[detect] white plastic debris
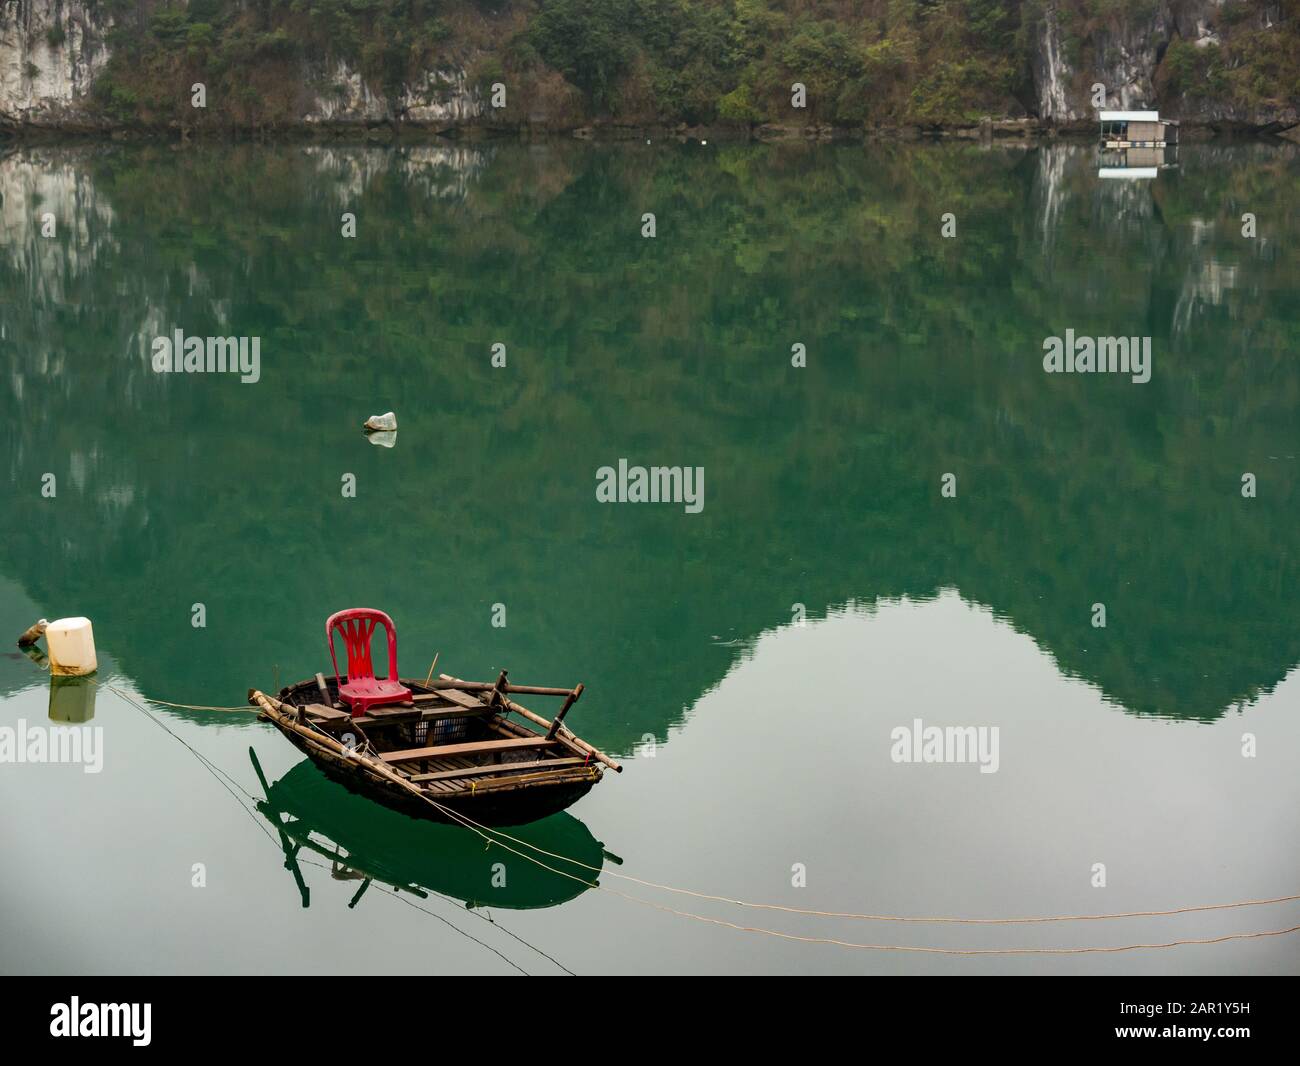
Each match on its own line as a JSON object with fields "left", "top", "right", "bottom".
{"left": 366, "top": 431, "right": 397, "bottom": 449}
{"left": 363, "top": 411, "right": 397, "bottom": 432}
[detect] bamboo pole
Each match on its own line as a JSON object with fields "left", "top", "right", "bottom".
{"left": 502, "top": 683, "right": 576, "bottom": 697}
{"left": 546, "top": 683, "right": 584, "bottom": 740}
{"left": 411, "top": 678, "right": 578, "bottom": 698}
{"left": 439, "top": 674, "right": 622, "bottom": 772}
{"left": 250, "top": 690, "right": 433, "bottom": 798}
{"left": 486, "top": 669, "right": 509, "bottom": 709}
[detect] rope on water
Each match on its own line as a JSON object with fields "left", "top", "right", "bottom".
{"left": 387, "top": 778, "right": 1300, "bottom": 956}
{"left": 78, "top": 675, "right": 1300, "bottom": 954}
{"left": 92, "top": 677, "right": 564, "bottom": 975}
{"left": 453, "top": 817, "right": 1300, "bottom": 925}
{"left": 137, "top": 696, "right": 254, "bottom": 712}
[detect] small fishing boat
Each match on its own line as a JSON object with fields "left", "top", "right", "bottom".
{"left": 248, "top": 609, "right": 619, "bottom": 827}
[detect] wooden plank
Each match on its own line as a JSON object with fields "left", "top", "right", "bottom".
{"left": 304, "top": 703, "right": 350, "bottom": 722}
{"left": 350, "top": 704, "right": 486, "bottom": 728}
{"left": 363, "top": 704, "right": 422, "bottom": 721}
{"left": 411, "top": 694, "right": 495, "bottom": 717}
{"left": 459, "top": 768, "right": 598, "bottom": 793}
{"left": 423, "top": 706, "right": 493, "bottom": 721}
{"left": 378, "top": 737, "right": 557, "bottom": 764}
{"left": 416, "top": 688, "right": 486, "bottom": 711}
{"left": 409, "top": 758, "right": 586, "bottom": 784}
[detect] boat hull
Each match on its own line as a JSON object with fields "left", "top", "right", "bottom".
{"left": 267, "top": 705, "right": 600, "bottom": 827}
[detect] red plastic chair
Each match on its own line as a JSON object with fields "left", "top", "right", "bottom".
{"left": 326, "top": 608, "right": 412, "bottom": 717}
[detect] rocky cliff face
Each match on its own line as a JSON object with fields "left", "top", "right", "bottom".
{"left": 1, "top": 3, "right": 485, "bottom": 131}
{"left": 1033, "top": 1, "right": 1173, "bottom": 123}
{"left": 0, "top": 0, "right": 111, "bottom": 129}
{"left": 1032, "top": 1, "right": 1297, "bottom": 130}
{"left": 304, "top": 61, "right": 484, "bottom": 126}
{"left": 1165, "top": 0, "right": 1296, "bottom": 127}
{"left": 1, "top": 1, "right": 1295, "bottom": 134}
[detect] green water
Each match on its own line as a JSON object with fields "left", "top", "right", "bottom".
{"left": 0, "top": 140, "right": 1297, "bottom": 975}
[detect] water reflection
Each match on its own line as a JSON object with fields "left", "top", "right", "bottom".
{"left": 1097, "top": 145, "right": 1178, "bottom": 180}
{"left": 1, "top": 140, "right": 1296, "bottom": 745}
{"left": 48, "top": 674, "right": 96, "bottom": 723}
{"left": 250, "top": 749, "right": 610, "bottom": 911}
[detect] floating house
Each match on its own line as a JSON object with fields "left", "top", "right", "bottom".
{"left": 1099, "top": 110, "right": 1179, "bottom": 148}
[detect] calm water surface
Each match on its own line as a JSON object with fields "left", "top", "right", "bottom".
{"left": 1, "top": 139, "right": 1297, "bottom": 974}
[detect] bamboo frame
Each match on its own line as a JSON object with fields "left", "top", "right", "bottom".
{"left": 438, "top": 674, "right": 621, "bottom": 772}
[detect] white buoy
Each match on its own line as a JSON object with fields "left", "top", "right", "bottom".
{"left": 363, "top": 411, "right": 397, "bottom": 432}
{"left": 46, "top": 617, "right": 97, "bottom": 677}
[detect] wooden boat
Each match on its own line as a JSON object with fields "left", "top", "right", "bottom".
{"left": 248, "top": 670, "right": 620, "bottom": 827}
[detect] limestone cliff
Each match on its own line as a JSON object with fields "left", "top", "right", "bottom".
{"left": 1, "top": 1, "right": 1296, "bottom": 135}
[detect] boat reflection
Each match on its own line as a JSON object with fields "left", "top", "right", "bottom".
{"left": 250, "top": 749, "right": 615, "bottom": 911}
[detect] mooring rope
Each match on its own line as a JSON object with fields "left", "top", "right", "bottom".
{"left": 448, "top": 812, "right": 1300, "bottom": 925}
{"left": 348, "top": 876, "right": 532, "bottom": 976}
{"left": 136, "top": 695, "right": 254, "bottom": 712}
{"left": 91, "top": 677, "right": 568, "bottom": 975}
{"left": 66, "top": 672, "right": 1300, "bottom": 954}
{"left": 390, "top": 775, "right": 1300, "bottom": 956}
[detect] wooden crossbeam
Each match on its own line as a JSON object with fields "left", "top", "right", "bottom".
{"left": 303, "top": 703, "right": 350, "bottom": 723}
{"left": 413, "top": 690, "right": 486, "bottom": 710}
{"left": 459, "top": 767, "right": 596, "bottom": 792}
{"left": 378, "top": 737, "right": 557, "bottom": 764}
{"left": 408, "top": 757, "right": 587, "bottom": 784}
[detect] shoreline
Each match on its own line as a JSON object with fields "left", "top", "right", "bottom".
{"left": 3, "top": 116, "right": 1296, "bottom": 146}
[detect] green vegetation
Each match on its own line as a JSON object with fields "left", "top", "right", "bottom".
{"left": 1160, "top": 23, "right": 1300, "bottom": 114}
{"left": 1161, "top": 39, "right": 1226, "bottom": 101}
{"left": 54, "top": 2, "right": 1300, "bottom": 127}
{"left": 90, "top": 0, "right": 467, "bottom": 127}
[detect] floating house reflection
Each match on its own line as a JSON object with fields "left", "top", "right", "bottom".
{"left": 1098, "top": 146, "right": 1178, "bottom": 180}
